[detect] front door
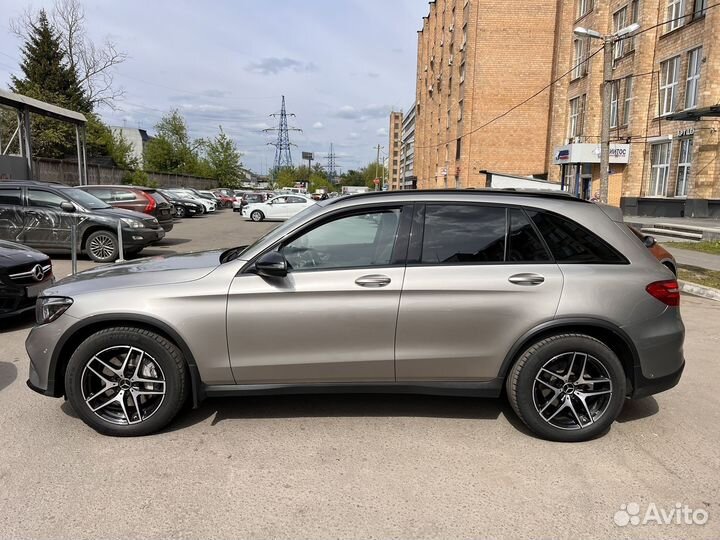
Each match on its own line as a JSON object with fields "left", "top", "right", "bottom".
{"left": 23, "top": 188, "right": 74, "bottom": 249}
{"left": 395, "top": 204, "right": 564, "bottom": 381}
{"left": 226, "top": 205, "right": 409, "bottom": 384}
{"left": 0, "top": 186, "right": 25, "bottom": 242}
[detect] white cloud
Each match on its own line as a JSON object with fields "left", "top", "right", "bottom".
{"left": 312, "top": 121, "right": 324, "bottom": 129}
{"left": 348, "top": 132, "right": 360, "bottom": 140}
{"left": 376, "top": 127, "right": 387, "bottom": 136}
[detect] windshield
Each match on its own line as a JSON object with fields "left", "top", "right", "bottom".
{"left": 64, "top": 188, "right": 111, "bottom": 209}
{"left": 222, "top": 200, "right": 329, "bottom": 263}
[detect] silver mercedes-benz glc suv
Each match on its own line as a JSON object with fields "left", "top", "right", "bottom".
{"left": 26, "top": 190, "right": 684, "bottom": 441}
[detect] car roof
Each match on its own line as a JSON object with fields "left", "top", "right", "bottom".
{"left": 327, "top": 188, "right": 585, "bottom": 205}
{"left": 0, "top": 180, "right": 68, "bottom": 188}
{"left": 82, "top": 184, "right": 155, "bottom": 191}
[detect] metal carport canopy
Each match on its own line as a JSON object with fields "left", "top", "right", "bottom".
{"left": 0, "top": 88, "right": 87, "bottom": 124}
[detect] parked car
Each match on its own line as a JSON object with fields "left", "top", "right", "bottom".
{"left": 241, "top": 194, "right": 316, "bottom": 222}
{"left": 232, "top": 191, "right": 268, "bottom": 212}
{"left": 26, "top": 190, "right": 683, "bottom": 440}
{"left": 167, "top": 189, "right": 216, "bottom": 213}
{"left": 0, "top": 240, "right": 53, "bottom": 319}
{"left": 158, "top": 190, "right": 203, "bottom": 218}
{"left": 0, "top": 181, "right": 164, "bottom": 263}
{"left": 77, "top": 185, "right": 174, "bottom": 232}
{"left": 627, "top": 226, "right": 677, "bottom": 275}
{"left": 211, "top": 190, "right": 235, "bottom": 208}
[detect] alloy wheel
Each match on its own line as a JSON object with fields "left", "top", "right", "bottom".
{"left": 80, "top": 345, "right": 166, "bottom": 425}
{"left": 532, "top": 351, "right": 613, "bottom": 430}
{"left": 88, "top": 233, "right": 116, "bottom": 260}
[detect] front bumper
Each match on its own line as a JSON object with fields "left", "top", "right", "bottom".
{"left": 0, "top": 274, "right": 55, "bottom": 319}
{"left": 122, "top": 227, "right": 165, "bottom": 247}
{"left": 25, "top": 311, "right": 79, "bottom": 397}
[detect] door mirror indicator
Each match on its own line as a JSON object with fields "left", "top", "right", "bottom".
{"left": 255, "top": 251, "right": 288, "bottom": 278}
{"left": 60, "top": 201, "right": 76, "bottom": 213}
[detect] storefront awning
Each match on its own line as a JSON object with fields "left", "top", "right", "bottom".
{"left": 663, "top": 105, "right": 720, "bottom": 121}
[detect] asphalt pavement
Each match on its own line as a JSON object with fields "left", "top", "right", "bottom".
{"left": 0, "top": 209, "right": 718, "bottom": 539}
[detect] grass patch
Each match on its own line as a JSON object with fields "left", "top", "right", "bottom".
{"left": 679, "top": 265, "right": 720, "bottom": 290}
{"left": 669, "top": 241, "right": 720, "bottom": 255}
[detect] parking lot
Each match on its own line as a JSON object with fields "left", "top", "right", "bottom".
{"left": 1, "top": 209, "right": 719, "bottom": 539}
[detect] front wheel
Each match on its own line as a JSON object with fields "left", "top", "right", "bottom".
{"left": 506, "top": 334, "right": 626, "bottom": 442}
{"left": 175, "top": 206, "right": 186, "bottom": 218}
{"left": 65, "top": 327, "right": 189, "bottom": 436}
{"left": 250, "top": 210, "right": 264, "bottom": 222}
{"left": 85, "top": 230, "right": 118, "bottom": 263}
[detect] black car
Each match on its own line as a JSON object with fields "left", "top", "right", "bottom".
{"left": 158, "top": 190, "right": 203, "bottom": 218}
{"left": 0, "top": 181, "right": 165, "bottom": 263}
{"left": 0, "top": 240, "right": 54, "bottom": 318}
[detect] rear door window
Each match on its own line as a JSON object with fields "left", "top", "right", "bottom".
{"left": 527, "top": 209, "right": 626, "bottom": 263}
{"left": 27, "top": 189, "right": 68, "bottom": 209}
{"left": 0, "top": 188, "right": 22, "bottom": 205}
{"left": 507, "top": 208, "right": 551, "bottom": 262}
{"left": 421, "top": 204, "right": 506, "bottom": 264}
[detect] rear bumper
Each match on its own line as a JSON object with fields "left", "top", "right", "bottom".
{"left": 122, "top": 227, "right": 165, "bottom": 247}
{"left": 632, "top": 360, "right": 684, "bottom": 399}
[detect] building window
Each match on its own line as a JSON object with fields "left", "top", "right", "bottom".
{"left": 622, "top": 76, "right": 634, "bottom": 125}
{"left": 456, "top": 137, "right": 462, "bottom": 160}
{"left": 458, "top": 99, "right": 463, "bottom": 122}
{"left": 577, "top": 0, "right": 593, "bottom": 19}
{"left": 685, "top": 47, "right": 702, "bottom": 109}
{"left": 613, "top": 6, "right": 628, "bottom": 59}
{"left": 693, "top": 0, "right": 707, "bottom": 17}
{"left": 666, "top": 0, "right": 685, "bottom": 32}
{"left": 676, "top": 137, "right": 693, "bottom": 196}
{"left": 659, "top": 56, "right": 680, "bottom": 116}
{"left": 649, "top": 142, "right": 671, "bottom": 196}
{"left": 568, "top": 95, "right": 586, "bottom": 139}
{"left": 459, "top": 61, "right": 465, "bottom": 83}
{"left": 610, "top": 82, "right": 620, "bottom": 128}
{"left": 572, "top": 38, "right": 589, "bottom": 78}
{"left": 628, "top": 0, "right": 639, "bottom": 51}
{"left": 446, "top": 107, "right": 451, "bottom": 129}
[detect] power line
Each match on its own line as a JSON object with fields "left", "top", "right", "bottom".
{"left": 618, "top": 1, "right": 720, "bottom": 41}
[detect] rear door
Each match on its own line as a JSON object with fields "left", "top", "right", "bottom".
{"left": 23, "top": 188, "right": 74, "bottom": 249}
{"left": 395, "top": 204, "right": 564, "bottom": 381}
{"left": 0, "top": 186, "right": 25, "bottom": 242}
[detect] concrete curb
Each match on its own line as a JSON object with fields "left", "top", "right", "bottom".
{"left": 679, "top": 280, "right": 720, "bottom": 302}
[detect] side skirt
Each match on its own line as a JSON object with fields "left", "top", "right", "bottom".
{"left": 202, "top": 379, "right": 504, "bottom": 399}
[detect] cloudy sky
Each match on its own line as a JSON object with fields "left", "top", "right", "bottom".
{"left": 0, "top": 0, "right": 427, "bottom": 173}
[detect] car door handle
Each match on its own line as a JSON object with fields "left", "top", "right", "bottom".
{"left": 355, "top": 274, "right": 391, "bottom": 288}
{"left": 508, "top": 273, "right": 545, "bottom": 286}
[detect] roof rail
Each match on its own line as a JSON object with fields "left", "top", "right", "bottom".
{"left": 332, "top": 188, "right": 586, "bottom": 204}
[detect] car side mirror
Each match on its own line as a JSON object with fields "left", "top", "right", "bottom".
{"left": 255, "top": 251, "right": 288, "bottom": 278}
{"left": 60, "top": 201, "right": 75, "bottom": 213}
{"left": 643, "top": 235, "right": 657, "bottom": 248}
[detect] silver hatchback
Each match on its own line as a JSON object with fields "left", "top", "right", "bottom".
{"left": 26, "top": 190, "right": 684, "bottom": 441}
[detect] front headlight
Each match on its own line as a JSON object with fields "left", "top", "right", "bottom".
{"left": 35, "top": 296, "right": 73, "bottom": 325}
{"left": 120, "top": 217, "right": 143, "bottom": 229}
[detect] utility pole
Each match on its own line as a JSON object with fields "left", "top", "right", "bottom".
{"left": 374, "top": 144, "right": 382, "bottom": 191}
{"left": 599, "top": 36, "right": 613, "bottom": 204}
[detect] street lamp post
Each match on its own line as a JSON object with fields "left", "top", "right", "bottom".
{"left": 574, "top": 22, "right": 640, "bottom": 204}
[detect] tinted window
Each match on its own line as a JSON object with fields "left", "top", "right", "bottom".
{"left": 287, "top": 196, "right": 307, "bottom": 204}
{"left": 111, "top": 189, "right": 137, "bottom": 202}
{"left": 282, "top": 209, "right": 401, "bottom": 271}
{"left": 0, "top": 188, "right": 22, "bottom": 205}
{"left": 528, "top": 210, "right": 626, "bottom": 263}
{"left": 63, "top": 188, "right": 111, "bottom": 209}
{"left": 149, "top": 192, "right": 168, "bottom": 204}
{"left": 85, "top": 187, "right": 113, "bottom": 201}
{"left": 28, "top": 189, "right": 68, "bottom": 209}
{"left": 507, "top": 209, "right": 551, "bottom": 262}
{"left": 421, "top": 205, "right": 506, "bottom": 264}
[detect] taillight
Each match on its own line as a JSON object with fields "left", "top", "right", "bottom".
{"left": 140, "top": 191, "right": 156, "bottom": 213}
{"left": 646, "top": 279, "right": 680, "bottom": 307}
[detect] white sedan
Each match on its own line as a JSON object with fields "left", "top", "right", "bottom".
{"left": 242, "top": 194, "right": 316, "bottom": 222}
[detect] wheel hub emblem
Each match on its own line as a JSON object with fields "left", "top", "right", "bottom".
{"left": 31, "top": 264, "right": 45, "bottom": 282}
{"left": 561, "top": 382, "right": 576, "bottom": 395}
{"left": 119, "top": 378, "right": 132, "bottom": 391}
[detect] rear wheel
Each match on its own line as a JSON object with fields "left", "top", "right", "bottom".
{"left": 506, "top": 334, "right": 626, "bottom": 442}
{"left": 65, "top": 327, "right": 188, "bottom": 436}
{"left": 250, "top": 210, "right": 264, "bottom": 222}
{"left": 175, "top": 206, "right": 186, "bottom": 218}
{"left": 85, "top": 230, "right": 118, "bottom": 263}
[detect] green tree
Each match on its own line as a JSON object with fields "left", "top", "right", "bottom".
{"left": 341, "top": 169, "right": 366, "bottom": 186}
{"left": 274, "top": 167, "right": 299, "bottom": 188}
{"left": 205, "top": 127, "right": 243, "bottom": 188}
{"left": 144, "top": 110, "right": 206, "bottom": 175}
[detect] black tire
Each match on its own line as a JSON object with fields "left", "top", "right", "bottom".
{"left": 85, "top": 230, "right": 118, "bottom": 263}
{"left": 506, "top": 333, "right": 626, "bottom": 442}
{"left": 65, "top": 327, "right": 189, "bottom": 437}
{"left": 250, "top": 210, "right": 264, "bottom": 222}
{"left": 175, "top": 206, "right": 186, "bottom": 218}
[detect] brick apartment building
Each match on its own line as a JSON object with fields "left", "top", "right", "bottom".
{"left": 412, "top": 0, "right": 720, "bottom": 216}
{"left": 547, "top": 0, "right": 720, "bottom": 217}
{"left": 413, "top": 0, "right": 559, "bottom": 189}
{"left": 387, "top": 111, "right": 403, "bottom": 190}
